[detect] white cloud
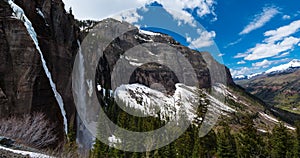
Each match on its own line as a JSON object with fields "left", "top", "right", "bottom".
{"left": 239, "top": 6, "right": 279, "bottom": 35}
{"left": 230, "top": 67, "right": 257, "bottom": 77}
{"left": 144, "top": 0, "right": 217, "bottom": 26}
{"left": 294, "top": 11, "right": 300, "bottom": 17}
{"left": 224, "top": 38, "right": 242, "bottom": 48}
{"left": 237, "top": 60, "right": 246, "bottom": 64}
{"left": 188, "top": 29, "right": 216, "bottom": 49}
{"left": 164, "top": 8, "right": 196, "bottom": 27}
{"left": 196, "top": 0, "right": 217, "bottom": 21}
{"left": 274, "top": 52, "right": 290, "bottom": 58}
{"left": 245, "top": 36, "right": 300, "bottom": 60}
{"left": 241, "top": 20, "right": 300, "bottom": 61}
{"left": 231, "top": 58, "right": 290, "bottom": 76}
{"left": 282, "top": 15, "right": 291, "bottom": 20}
{"left": 264, "top": 20, "right": 300, "bottom": 43}
{"left": 114, "top": 9, "right": 143, "bottom": 24}
{"left": 63, "top": 0, "right": 217, "bottom": 25}
{"left": 186, "top": 36, "right": 192, "bottom": 43}
{"left": 252, "top": 59, "right": 272, "bottom": 68}
{"left": 218, "top": 53, "right": 225, "bottom": 57}
{"left": 158, "top": 0, "right": 217, "bottom": 19}
{"left": 234, "top": 52, "right": 249, "bottom": 58}
{"left": 63, "top": 0, "right": 146, "bottom": 20}
{"left": 252, "top": 58, "right": 289, "bottom": 68}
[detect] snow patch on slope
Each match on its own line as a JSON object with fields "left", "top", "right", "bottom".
{"left": 139, "top": 29, "right": 161, "bottom": 36}
{"left": 0, "top": 145, "right": 53, "bottom": 158}
{"left": 108, "top": 135, "right": 122, "bottom": 147}
{"left": 8, "top": 0, "right": 68, "bottom": 135}
{"left": 114, "top": 83, "right": 235, "bottom": 125}
{"left": 213, "top": 83, "right": 248, "bottom": 106}
{"left": 134, "top": 35, "right": 154, "bottom": 42}
{"left": 259, "top": 112, "right": 295, "bottom": 130}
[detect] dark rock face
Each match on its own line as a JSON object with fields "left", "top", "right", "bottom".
{"left": 0, "top": 0, "right": 40, "bottom": 117}
{"left": 0, "top": 0, "right": 79, "bottom": 137}
{"left": 95, "top": 19, "right": 233, "bottom": 93}
{"left": 129, "top": 63, "right": 180, "bottom": 94}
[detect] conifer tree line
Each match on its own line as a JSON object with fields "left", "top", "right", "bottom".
{"left": 90, "top": 93, "right": 300, "bottom": 158}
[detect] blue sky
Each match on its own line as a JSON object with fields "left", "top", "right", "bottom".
{"left": 64, "top": 0, "right": 300, "bottom": 77}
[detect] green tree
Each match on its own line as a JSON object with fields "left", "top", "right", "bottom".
{"left": 236, "top": 116, "right": 267, "bottom": 157}
{"left": 217, "top": 124, "right": 237, "bottom": 158}
{"left": 174, "top": 128, "right": 193, "bottom": 157}
{"left": 270, "top": 123, "right": 296, "bottom": 158}
{"left": 295, "top": 121, "right": 300, "bottom": 157}
{"left": 192, "top": 128, "right": 217, "bottom": 158}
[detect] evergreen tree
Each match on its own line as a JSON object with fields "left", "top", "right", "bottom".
{"left": 295, "top": 121, "right": 300, "bottom": 157}
{"left": 236, "top": 116, "right": 267, "bottom": 157}
{"left": 270, "top": 123, "right": 296, "bottom": 158}
{"left": 173, "top": 127, "right": 193, "bottom": 157}
{"left": 192, "top": 128, "right": 217, "bottom": 158}
{"left": 217, "top": 124, "right": 237, "bottom": 158}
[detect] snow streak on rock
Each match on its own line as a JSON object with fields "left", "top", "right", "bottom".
{"left": 36, "top": 8, "right": 45, "bottom": 19}
{"left": 108, "top": 135, "right": 122, "bottom": 147}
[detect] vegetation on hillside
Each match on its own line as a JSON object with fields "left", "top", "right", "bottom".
{"left": 88, "top": 90, "right": 300, "bottom": 158}
{"left": 236, "top": 69, "right": 300, "bottom": 114}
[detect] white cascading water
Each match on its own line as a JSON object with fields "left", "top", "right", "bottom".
{"left": 7, "top": 0, "right": 68, "bottom": 135}
{"left": 75, "top": 40, "right": 95, "bottom": 150}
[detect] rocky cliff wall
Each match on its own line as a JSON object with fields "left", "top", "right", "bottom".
{"left": 0, "top": 0, "right": 80, "bottom": 138}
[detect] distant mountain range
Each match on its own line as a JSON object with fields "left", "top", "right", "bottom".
{"left": 235, "top": 60, "right": 300, "bottom": 116}
{"left": 265, "top": 59, "right": 300, "bottom": 74}
{"left": 234, "top": 59, "right": 300, "bottom": 80}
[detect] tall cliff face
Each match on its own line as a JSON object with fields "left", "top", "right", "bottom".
{"left": 73, "top": 19, "right": 287, "bottom": 150}
{"left": 95, "top": 19, "right": 234, "bottom": 93}
{"left": 0, "top": 0, "right": 79, "bottom": 136}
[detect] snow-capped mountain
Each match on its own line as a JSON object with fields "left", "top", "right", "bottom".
{"left": 233, "top": 59, "right": 300, "bottom": 80}
{"left": 233, "top": 75, "right": 247, "bottom": 80}
{"left": 233, "top": 72, "right": 263, "bottom": 80}
{"left": 247, "top": 72, "right": 263, "bottom": 78}
{"left": 265, "top": 59, "right": 300, "bottom": 74}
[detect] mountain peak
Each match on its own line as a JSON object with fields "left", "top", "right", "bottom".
{"left": 233, "top": 59, "right": 300, "bottom": 80}
{"left": 290, "top": 59, "right": 300, "bottom": 64}
{"left": 265, "top": 59, "right": 300, "bottom": 74}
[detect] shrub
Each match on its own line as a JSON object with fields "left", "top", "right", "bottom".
{"left": 0, "top": 113, "right": 57, "bottom": 149}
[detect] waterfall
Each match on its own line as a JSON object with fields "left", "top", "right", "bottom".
{"left": 7, "top": 0, "right": 68, "bottom": 135}
{"left": 75, "top": 40, "right": 95, "bottom": 150}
